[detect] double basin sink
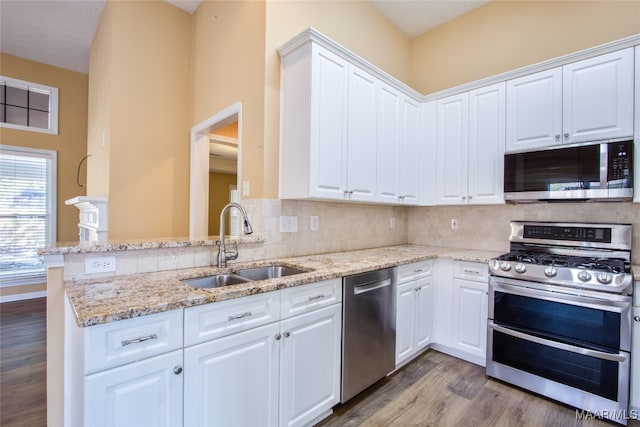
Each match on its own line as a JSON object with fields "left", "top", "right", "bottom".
{"left": 182, "top": 265, "right": 308, "bottom": 289}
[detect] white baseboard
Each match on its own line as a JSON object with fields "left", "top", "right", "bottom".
{"left": 0, "top": 290, "right": 47, "bottom": 303}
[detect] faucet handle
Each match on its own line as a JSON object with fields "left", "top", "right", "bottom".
{"left": 225, "top": 242, "right": 239, "bottom": 261}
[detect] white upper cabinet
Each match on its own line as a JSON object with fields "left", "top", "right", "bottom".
{"left": 279, "top": 33, "right": 424, "bottom": 205}
{"left": 563, "top": 48, "right": 634, "bottom": 144}
{"left": 506, "top": 68, "right": 562, "bottom": 152}
{"left": 506, "top": 47, "right": 634, "bottom": 152}
{"left": 436, "top": 92, "right": 469, "bottom": 205}
{"left": 347, "top": 64, "right": 378, "bottom": 201}
{"left": 468, "top": 82, "right": 505, "bottom": 204}
{"left": 376, "top": 82, "right": 402, "bottom": 203}
{"left": 436, "top": 82, "right": 505, "bottom": 205}
{"left": 635, "top": 46, "right": 639, "bottom": 204}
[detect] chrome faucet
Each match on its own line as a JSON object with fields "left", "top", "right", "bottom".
{"left": 217, "top": 202, "right": 253, "bottom": 268}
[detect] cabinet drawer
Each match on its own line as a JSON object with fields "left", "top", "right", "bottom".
{"left": 85, "top": 309, "right": 183, "bottom": 374}
{"left": 453, "top": 261, "right": 488, "bottom": 283}
{"left": 280, "top": 279, "right": 342, "bottom": 319}
{"left": 184, "top": 292, "right": 280, "bottom": 347}
{"left": 397, "top": 260, "right": 434, "bottom": 283}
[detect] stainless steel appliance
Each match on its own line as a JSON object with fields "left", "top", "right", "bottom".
{"left": 504, "top": 139, "right": 633, "bottom": 202}
{"left": 487, "top": 221, "right": 634, "bottom": 425}
{"left": 341, "top": 267, "right": 396, "bottom": 403}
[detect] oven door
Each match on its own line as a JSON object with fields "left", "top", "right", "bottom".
{"left": 487, "top": 278, "right": 632, "bottom": 422}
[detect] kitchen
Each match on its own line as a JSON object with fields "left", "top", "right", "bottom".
{"left": 1, "top": 0, "right": 640, "bottom": 426}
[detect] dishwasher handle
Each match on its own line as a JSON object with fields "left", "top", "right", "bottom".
{"left": 353, "top": 279, "right": 392, "bottom": 295}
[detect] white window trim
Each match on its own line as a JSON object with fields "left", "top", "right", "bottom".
{"left": 1, "top": 75, "right": 59, "bottom": 135}
{"left": 0, "top": 145, "right": 57, "bottom": 287}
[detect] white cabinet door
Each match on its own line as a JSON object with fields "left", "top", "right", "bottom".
{"left": 347, "top": 64, "right": 378, "bottom": 201}
{"left": 310, "top": 45, "right": 349, "bottom": 199}
{"left": 436, "top": 92, "right": 469, "bottom": 204}
{"left": 184, "top": 322, "right": 280, "bottom": 427}
{"left": 395, "top": 280, "right": 416, "bottom": 366}
{"left": 279, "top": 304, "right": 342, "bottom": 427}
{"left": 414, "top": 276, "right": 434, "bottom": 351}
{"left": 84, "top": 350, "right": 183, "bottom": 427}
{"left": 468, "top": 82, "right": 505, "bottom": 205}
{"left": 452, "top": 278, "right": 488, "bottom": 365}
{"left": 562, "top": 48, "right": 634, "bottom": 144}
{"left": 630, "top": 306, "right": 640, "bottom": 413}
{"left": 377, "top": 81, "right": 402, "bottom": 202}
{"left": 506, "top": 67, "right": 562, "bottom": 152}
{"left": 399, "top": 96, "right": 422, "bottom": 204}
{"left": 421, "top": 101, "right": 437, "bottom": 206}
{"left": 634, "top": 46, "right": 639, "bottom": 203}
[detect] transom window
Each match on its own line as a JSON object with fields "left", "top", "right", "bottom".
{"left": 0, "top": 76, "right": 58, "bottom": 135}
{"left": 0, "top": 145, "right": 57, "bottom": 285}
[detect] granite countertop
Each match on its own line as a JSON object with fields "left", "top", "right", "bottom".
{"left": 65, "top": 245, "right": 500, "bottom": 327}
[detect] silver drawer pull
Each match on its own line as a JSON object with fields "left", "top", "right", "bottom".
{"left": 121, "top": 334, "right": 158, "bottom": 347}
{"left": 464, "top": 269, "right": 480, "bottom": 275}
{"left": 228, "top": 311, "right": 252, "bottom": 321}
{"left": 308, "top": 294, "right": 325, "bottom": 301}
{"left": 414, "top": 269, "right": 423, "bottom": 273}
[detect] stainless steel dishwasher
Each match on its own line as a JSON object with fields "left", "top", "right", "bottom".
{"left": 341, "top": 267, "right": 396, "bottom": 402}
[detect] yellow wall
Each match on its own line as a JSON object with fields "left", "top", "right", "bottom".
{"left": 208, "top": 172, "right": 237, "bottom": 235}
{"left": 191, "top": 0, "right": 267, "bottom": 198}
{"left": 88, "top": 0, "right": 191, "bottom": 239}
{"left": 1, "top": 54, "right": 88, "bottom": 242}
{"left": 410, "top": 0, "right": 640, "bottom": 94}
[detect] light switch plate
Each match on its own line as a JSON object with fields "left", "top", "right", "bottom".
{"left": 310, "top": 216, "right": 319, "bottom": 231}
{"left": 85, "top": 256, "right": 116, "bottom": 274}
{"left": 280, "top": 216, "right": 298, "bottom": 233}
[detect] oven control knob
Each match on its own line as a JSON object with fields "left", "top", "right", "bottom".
{"left": 577, "top": 270, "right": 592, "bottom": 282}
{"left": 500, "top": 262, "right": 511, "bottom": 272}
{"left": 544, "top": 266, "right": 557, "bottom": 278}
{"left": 514, "top": 263, "right": 526, "bottom": 274}
{"left": 597, "top": 273, "right": 612, "bottom": 284}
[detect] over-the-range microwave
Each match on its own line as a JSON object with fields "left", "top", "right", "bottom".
{"left": 504, "top": 139, "right": 633, "bottom": 202}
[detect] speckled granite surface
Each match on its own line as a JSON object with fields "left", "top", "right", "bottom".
{"left": 65, "top": 245, "right": 499, "bottom": 327}
{"left": 39, "top": 235, "right": 265, "bottom": 255}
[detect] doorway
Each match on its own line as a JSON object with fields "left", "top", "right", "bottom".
{"left": 189, "top": 102, "right": 242, "bottom": 238}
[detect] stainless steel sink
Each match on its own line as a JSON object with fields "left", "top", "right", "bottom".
{"left": 233, "top": 265, "right": 307, "bottom": 281}
{"left": 182, "top": 274, "right": 250, "bottom": 289}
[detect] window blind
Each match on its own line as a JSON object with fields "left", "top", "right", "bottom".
{"left": 0, "top": 147, "right": 55, "bottom": 283}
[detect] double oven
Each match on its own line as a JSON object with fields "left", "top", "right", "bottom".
{"left": 487, "top": 222, "right": 634, "bottom": 424}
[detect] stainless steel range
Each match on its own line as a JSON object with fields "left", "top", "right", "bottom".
{"left": 486, "top": 221, "right": 634, "bottom": 425}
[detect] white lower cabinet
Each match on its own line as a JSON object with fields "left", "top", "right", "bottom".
{"left": 184, "top": 322, "right": 281, "bottom": 427}
{"left": 184, "top": 279, "right": 342, "bottom": 427}
{"left": 84, "top": 350, "right": 184, "bottom": 427}
{"left": 433, "top": 259, "right": 488, "bottom": 366}
{"left": 395, "top": 260, "right": 434, "bottom": 367}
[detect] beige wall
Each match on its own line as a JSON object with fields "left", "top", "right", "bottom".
{"left": 87, "top": 0, "right": 191, "bottom": 239}
{"left": 208, "top": 172, "right": 237, "bottom": 235}
{"left": 410, "top": 0, "right": 640, "bottom": 94}
{"left": 191, "top": 0, "right": 267, "bottom": 198}
{"left": 1, "top": 54, "right": 88, "bottom": 242}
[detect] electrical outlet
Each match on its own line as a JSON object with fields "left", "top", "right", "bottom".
{"left": 242, "top": 181, "right": 250, "bottom": 197}
{"left": 85, "top": 256, "right": 116, "bottom": 274}
{"left": 310, "top": 216, "right": 319, "bottom": 231}
{"left": 451, "top": 218, "right": 459, "bottom": 230}
{"left": 390, "top": 217, "right": 396, "bottom": 229}
{"left": 279, "top": 216, "right": 299, "bottom": 233}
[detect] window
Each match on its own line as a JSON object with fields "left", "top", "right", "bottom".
{"left": 0, "top": 146, "right": 56, "bottom": 285}
{"left": 0, "top": 76, "right": 58, "bottom": 135}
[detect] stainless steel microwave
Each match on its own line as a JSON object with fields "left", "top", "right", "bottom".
{"left": 504, "top": 140, "right": 633, "bottom": 202}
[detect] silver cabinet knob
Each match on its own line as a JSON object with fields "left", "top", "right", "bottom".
{"left": 275, "top": 333, "right": 282, "bottom": 340}
{"left": 564, "top": 133, "right": 569, "bottom": 139}
{"left": 283, "top": 331, "right": 291, "bottom": 338}
{"left": 173, "top": 365, "right": 183, "bottom": 375}
{"left": 634, "top": 316, "right": 640, "bottom": 322}
{"left": 555, "top": 135, "right": 560, "bottom": 141}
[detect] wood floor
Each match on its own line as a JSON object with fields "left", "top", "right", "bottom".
{"left": 320, "top": 350, "right": 640, "bottom": 427}
{"left": 0, "top": 298, "right": 47, "bottom": 427}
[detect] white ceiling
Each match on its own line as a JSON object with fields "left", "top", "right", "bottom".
{"left": 0, "top": 0, "right": 489, "bottom": 75}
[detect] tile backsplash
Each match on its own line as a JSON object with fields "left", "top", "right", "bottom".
{"left": 408, "top": 202, "right": 640, "bottom": 264}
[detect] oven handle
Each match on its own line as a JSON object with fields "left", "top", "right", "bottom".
{"left": 488, "top": 322, "right": 627, "bottom": 363}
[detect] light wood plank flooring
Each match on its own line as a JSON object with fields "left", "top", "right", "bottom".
{"left": 320, "top": 350, "right": 640, "bottom": 427}
{"left": 1, "top": 298, "right": 47, "bottom": 427}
